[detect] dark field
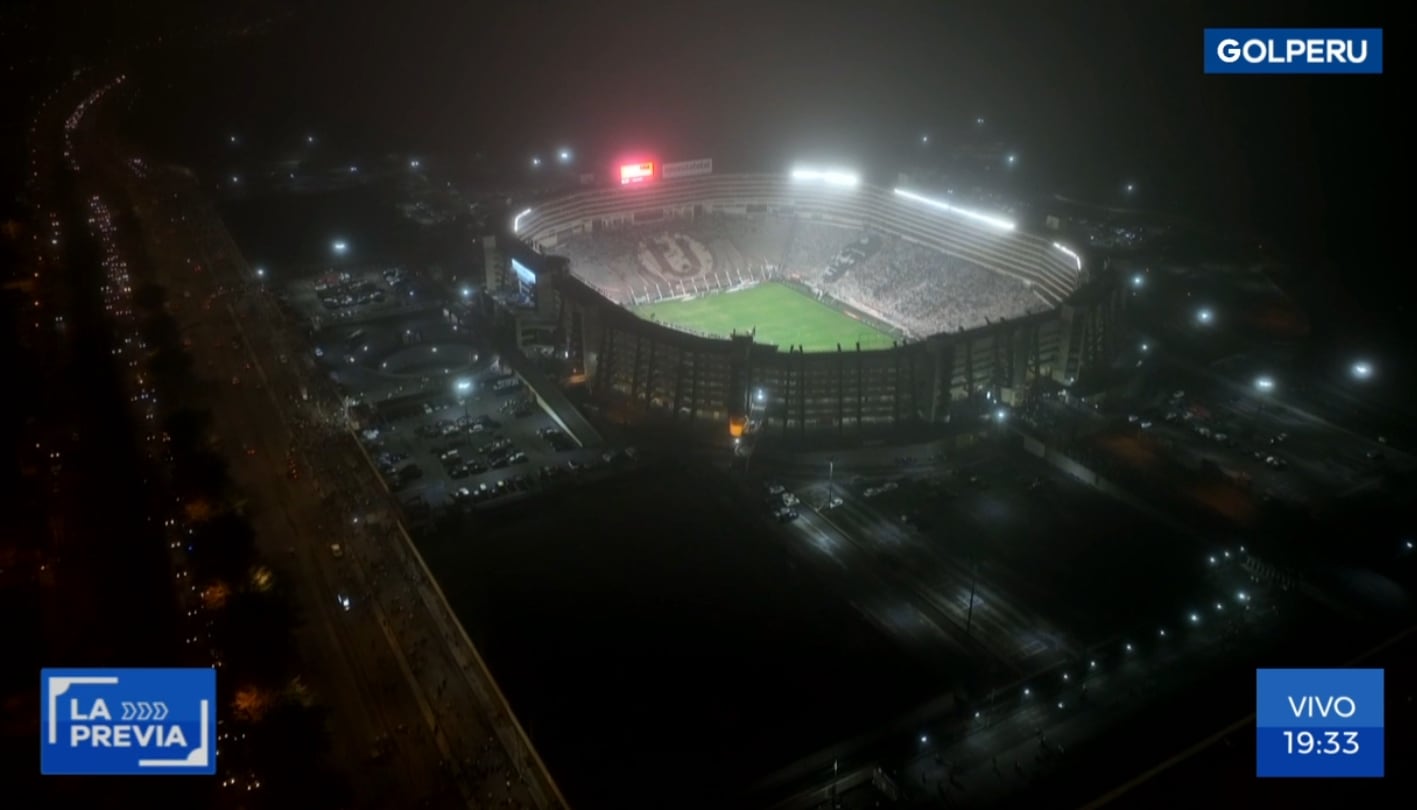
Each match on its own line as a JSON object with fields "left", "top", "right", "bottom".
{"left": 415, "top": 463, "right": 937, "bottom": 809}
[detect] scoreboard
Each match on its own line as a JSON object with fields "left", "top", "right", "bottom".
{"left": 619, "top": 162, "right": 655, "bottom": 185}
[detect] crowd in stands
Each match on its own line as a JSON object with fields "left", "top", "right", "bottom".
{"left": 787, "top": 224, "right": 1045, "bottom": 337}
{"left": 557, "top": 212, "right": 1047, "bottom": 335}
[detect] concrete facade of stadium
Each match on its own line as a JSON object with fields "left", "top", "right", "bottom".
{"left": 510, "top": 173, "right": 1126, "bottom": 434}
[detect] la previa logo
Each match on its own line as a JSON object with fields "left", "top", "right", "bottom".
{"left": 41, "top": 668, "right": 217, "bottom": 775}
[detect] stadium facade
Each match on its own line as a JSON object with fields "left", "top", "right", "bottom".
{"left": 507, "top": 171, "right": 1125, "bottom": 435}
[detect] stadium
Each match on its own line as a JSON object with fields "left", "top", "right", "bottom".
{"left": 506, "top": 161, "right": 1126, "bottom": 435}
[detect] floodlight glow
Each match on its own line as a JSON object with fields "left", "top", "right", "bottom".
{"left": 893, "top": 188, "right": 1016, "bottom": 231}
{"left": 1126, "top": 183, "right": 1136, "bottom": 193}
{"left": 1255, "top": 376, "right": 1275, "bottom": 392}
{"left": 1131, "top": 274, "right": 1145, "bottom": 288}
{"left": 1196, "top": 307, "right": 1213, "bottom": 324}
{"left": 409, "top": 159, "right": 421, "bottom": 169}
{"left": 921, "top": 135, "right": 929, "bottom": 144}
{"left": 975, "top": 116, "right": 985, "bottom": 125}
{"left": 349, "top": 165, "right": 358, "bottom": 173}
{"left": 1052, "top": 242, "right": 1082, "bottom": 271}
{"left": 331, "top": 240, "right": 348, "bottom": 255}
{"left": 513, "top": 208, "right": 533, "bottom": 233}
{"left": 1351, "top": 361, "right": 1373, "bottom": 380}
{"left": 230, "top": 175, "right": 239, "bottom": 184}
{"left": 460, "top": 286, "right": 471, "bottom": 299}
{"left": 559, "top": 149, "right": 571, "bottom": 162}
{"left": 455, "top": 379, "right": 472, "bottom": 393}
{"left": 790, "top": 167, "right": 860, "bottom": 187}
{"left": 531, "top": 156, "right": 541, "bottom": 167}
{"left": 255, "top": 267, "right": 266, "bottom": 278}
{"left": 995, "top": 408, "right": 1007, "bottom": 422}
{"left": 306, "top": 134, "right": 315, "bottom": 144}
{"left": 1140, "top": 342, "right": 1149, "bottom": 352}
{"left": 1006, "top": 154, "right": 1017, "bottom": 165}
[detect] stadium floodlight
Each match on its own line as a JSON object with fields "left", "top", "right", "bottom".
{"left": 531, "top": 156, "right": 542, "bottom": 167}
{"left": 893, "top": 188, "right": 1016, "bottom": 231}
{"left": 1140, "top": 342, "right": 1149, "bottom": 352}
{"left": 1255, "top": 376, "right": 1275, "bottom": 392}
{"left": 755, "top": 389, "right": 765, "bottom": 403}
{"left": 455, "top": 378, "right": 472, "bottom": 393}
{"left": 790, "top": 167, "right": 860, "bottom": 187}
{"left": 1196, "top": 307, "right": 1213, "bottom": 324}
{"left": 1131, "top": 273, "right": 1145, "bottom": 288}
{"left": 513, "top": 208, "right": 533, "bottom": 233}
{"left": 1351, "top": 360, "right": 1373, "bottom": 380}
{"left": 1052, "top": 242, "right": 1083, "bottom": 271}
{"left": 995, "top": 408, "right": 1007, "bottom": 422}
{"left": 1006, "top": 154, "right": 1017, "bottom": 165}
{"left": 460, "top": 286, "right": 471, "bottom": 299}
{"left": 1126, "top": 183, "right": 1136, "bottom": 193}
{"left": 919, "top": 735, "right": 928, "bottom": 744}
{"left": 559, "top": 149, "right": 571, "bottom": 162}
{"left": 331, "top": 239, "right": 348, "bottom": 256}
{"left": 255, "top": 267, "right": 266, "bottom": 279}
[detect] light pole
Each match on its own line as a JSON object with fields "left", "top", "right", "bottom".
{"left": 455, "top": 378, "right": 472, "bottom": 418}
{"left": 827, "top": 458, "right": 835, "bottom": 506}
{"left": 965, "top": 555, "right": 978, "bottom": 635}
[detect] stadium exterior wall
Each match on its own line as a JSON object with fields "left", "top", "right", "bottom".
{"left": 547, "top": 268, "right": 1123, "bottom": 434}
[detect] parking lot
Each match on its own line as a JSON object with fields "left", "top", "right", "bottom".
{"left": 359, "top": 373, "right": 610, "bottom": 516}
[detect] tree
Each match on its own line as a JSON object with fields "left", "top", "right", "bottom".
{"left": 173, "top": 449, "right": 230, "bottom": 501}
{"left": 132, "top": 282, "right": 168, "bottom": 313}
{"left": 186, "top": 511, "right": 255, "bottom": 583}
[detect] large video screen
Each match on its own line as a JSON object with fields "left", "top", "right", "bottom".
{"left": 619, "top": 162, "right": 655, "bottom": 185}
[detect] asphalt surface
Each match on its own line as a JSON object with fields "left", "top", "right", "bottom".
{"left": 111, "top": 156, "right": 561, "bottom": 805}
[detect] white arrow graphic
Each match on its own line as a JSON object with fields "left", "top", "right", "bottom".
{"left": 121, "top": 701, "right": 137, "bottom": 720}
{"left": 136, "top": 702, "right": 153, "bottom": 721}
{"left": 152, "top": 702, "right": 169, "bottom": 720}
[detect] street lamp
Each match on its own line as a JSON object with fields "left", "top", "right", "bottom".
{"left": 255, "top": 266, "right": 266, "bottom": 279}
{"left": 331, "top": 239, "right": 348, "bottom": 257}
{"left": 531, "top": 156, "right": 541, "bottom": 168}
{"left": 455, "top": 378, "right": 473, "bottom": 418}
{"left": 1131, "top": 273, "right": 1145, "bottom": 289}
{"left": 1255, "top": 376, "right": 1275, "bottom": 393}
{"left": 558, "top": 149, "right": 571, "bottom": 163}
{"left": 1351, "top": 360, "right": 1373, "bottom": 381}
{"left": 1006, "top": 153, "right": 1017, "bottom": 166}
{"left": 1196, "top": 307, "right": 1214, "bottom": 325}
{"left": 409, "top": 158, "right": 421, "bottom": 169}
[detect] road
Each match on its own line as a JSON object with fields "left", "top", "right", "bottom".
{"left": 70, "top": 76, "right": 562, "bottom": 807}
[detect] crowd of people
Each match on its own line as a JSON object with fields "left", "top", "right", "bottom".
{"left": 782, "top": 223, "right": 1045, "bottom": 337}
{"left": 556, "top": 213, "right": 789, "bottom": 300}
{"left": 556, "top": 212, "right": 1047, "bottom": 335}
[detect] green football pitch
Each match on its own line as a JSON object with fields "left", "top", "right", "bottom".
{"left": 631, "top": 282, "right": 897, "bottom": 352}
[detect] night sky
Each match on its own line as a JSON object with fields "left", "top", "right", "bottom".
{"left": 15, "top": 0, "right": 1399, "bottom": 319}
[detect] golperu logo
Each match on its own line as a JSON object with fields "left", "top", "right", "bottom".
{"left": 1204, "top": 29, "right": 1382, "bottom": 74}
